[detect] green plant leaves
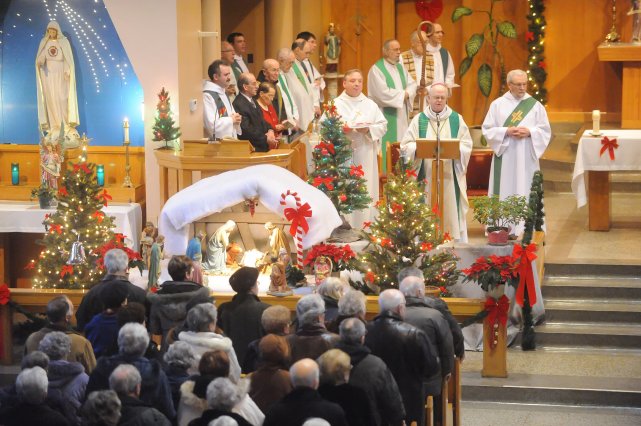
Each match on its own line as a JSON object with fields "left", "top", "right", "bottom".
{"left": 459, "top": 57, "right": 473, "bottom": 77}
{"left": 452, "top": 7, "right": 473, "bottom": 22}
{"left": 465, "top": 33, "right": 484, "bottom": 57}
{"left": 478, "top": 63, "right": 493, "bottom": 97}
{"left": 497, "top": 21, "right": 517, "bottom": 38}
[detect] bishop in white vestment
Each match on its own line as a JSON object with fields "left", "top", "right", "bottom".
{"left": 401, "top": 84, "right": 473, "bottom": 242}
{"left": 332, "top": 70, "right": 388, "bottom": 228}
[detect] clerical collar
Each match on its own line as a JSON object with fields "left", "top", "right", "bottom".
{"left": 426, "top": 43, "right": 441, "bottom": 53}
{"left": 384, "top": 58, "right": 398, "bottom": 66}
{"left": 234, "top": 54, "right": 243, "bottom": 61}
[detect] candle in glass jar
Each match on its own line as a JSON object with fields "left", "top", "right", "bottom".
{"left": 11, "top": 163, "right": 19, "bottom": 185}
{"left": 96, "top": 164, "right": 105, "bottom": 186}
{"left": 592, "top": 110, "right": 600, "bottom": 135}
{"left": 123, "top": 118, "right": 130, "bottom": 142}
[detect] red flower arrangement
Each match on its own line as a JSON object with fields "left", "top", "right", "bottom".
{"left": 304, "top": 243, "right": 356, "bottom": 271}
{"left": 462, "top": 254, "right": 518, "bottom": 292}
{"left": 94, "top": 233, "right": 145, "bottom": 274}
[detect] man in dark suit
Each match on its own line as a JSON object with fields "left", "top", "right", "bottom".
{"left": 232, "top": 72, "right": 278, "bottom": 152}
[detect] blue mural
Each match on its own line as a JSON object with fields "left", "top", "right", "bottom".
{"left": 0, "top": 0, "right": 144, "bottom": 146}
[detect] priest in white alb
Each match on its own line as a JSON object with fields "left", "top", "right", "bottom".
{"left": 482, "top": 69, "right": 551, "bottom": 235}
{"left": 368, "top": 39, "right": 417, "bottom": 174}
{"left": 332, "top": 69, "right": 388, "bottom": 228}
{"left": 401, "top": 83, "right": 473, "bottom": 242}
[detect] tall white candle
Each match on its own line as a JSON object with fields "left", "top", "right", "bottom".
{"left": 123, "top": 118, "right": 130, "bottom": 142}
{"left": 592, "top": 110, "right": 600, "bottom": 135}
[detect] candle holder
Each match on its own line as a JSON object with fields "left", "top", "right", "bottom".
{"left": 122, "top": 120, "right": 133, "bottom": 188}
{"left": 11, "top": 163, "right": 19, "bottom": 185}
{"left": 96, "top": 164, "right": 105, "bottom": 186}
{"left": 605, "top": 0, "right": 621, "bottom": 43}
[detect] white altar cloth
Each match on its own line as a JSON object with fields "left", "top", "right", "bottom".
{"left": 0, "top": 201, "right": 142, "bottom": 248}
{"left": 572, "top": 129, "right": 641, "bottom": 208}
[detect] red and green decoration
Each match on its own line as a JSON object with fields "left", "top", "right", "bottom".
{"left": 308, "top": 102, "right": 371, "bottom": 216}
{"left": 354, "top": 166, "right": 459, "bottom": 292}
{"left": 27, "top": 160, "right": 141, "bottom": 289}
{"left": 415, "top": 0, "right": 443, "bottom": 22}
{"left": 152, "top": 87, "right": 182, "bottom": 148}
{"left": 526, "top": 0, "right": 547, "bottom": 104}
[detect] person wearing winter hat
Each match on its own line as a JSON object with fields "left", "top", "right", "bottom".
{"left": 85, "top": 281, "right": 129, "bottom": 358}
{"left": 218, "top": 267, "right": 270, "bottom": 363}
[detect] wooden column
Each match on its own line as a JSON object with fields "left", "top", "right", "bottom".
{"left": 588, "top": 170, "right": 610, "bottom": 231}
{"left": 482, "top": 316, "right": 507, "bottom": 377}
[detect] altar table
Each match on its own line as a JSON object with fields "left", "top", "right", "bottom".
{"left": 571, "top": 130, "right": 641, "bottom": 230}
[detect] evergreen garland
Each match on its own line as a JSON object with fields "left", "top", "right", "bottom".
{"left": 526, "top": 0, "right": 547, "bottom": 104}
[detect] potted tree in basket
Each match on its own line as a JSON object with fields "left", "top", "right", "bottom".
{"left": 472, "top": 195, "right": 529, "bottom": 245}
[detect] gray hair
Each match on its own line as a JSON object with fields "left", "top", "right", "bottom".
{"left": 428, "top": 83, "right": 449, "bottom": 97}
{"left": 164, "top": 341, "right": 197, "bottom": 370}
{"left": 237, "top": 72, "right": 253, "bottom": 90}
{"left": 209, "top": 417, "right": 239, "bottom": 426}
{"left": 382, "top": 39, "right": 399, "bottom": 53}
{"left": 16, "top": 366, "right": 48, "bottom": 404}
{"left": 290, "top": 358, "right": 320, "bottom": 388}
{"left": 302, "top": 419, "right": 330, "bottom": 426}
{"left": 186, "top": 303, "right": 218, "bottom": 332}
{"left": 317, "top": 277, "right": 347, "bottom": 301}
{"left": 261, "top": 305, "right": 291, "bottom": 334}
{"left": 82, "top": 390, "right": 122, "bottom": 426}
{"left": 104, "top": 249, "right": 129, "bottom": 274}
{"left": 296, "top": 294, "right": 325, "bottom": 326}
{"left": 337, "top": 289, "right": 366, "bottom": 316}
{"left": 379, "top": 289, "right": 405, "bottom": 313}
{"left": 109, "top": 364, "right": 141, "bottom": 395}
{"left": 38, "top": 331, "right": 71, "bottom": 360}
{"left": 339, "top": 317, "right": 367, "bottom": 345}
{"left": 343, "top": 69, "right": 363, "bottom": 80}
{"left": 21, "top": 351, "right": 50, "bottom": 370}
{"left": 46, "top": 296, "right": 71, "bottom": 323}
{"left": 317, "top": 349, "right": 351, "bottom": 385}
{"left": 277, "top": 47, "right": 292, "bottom": 61}
{"left": 507, "top": 69, "right": 527, "bottom": 84}
{"left": 399, "top": 276, "right": 425, "bottom": 298}
{"left": 397, "top": 266, "right": 423, "bottom": 286}
{"left": 117, "top": 323, "right": 150, "bottom": 356}
{"left": 206, "top": 377, "right": 241, "bottom": 411}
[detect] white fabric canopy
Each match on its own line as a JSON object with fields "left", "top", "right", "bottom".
{"left": 159, "top": 165, "right": 342, "bottom": 256}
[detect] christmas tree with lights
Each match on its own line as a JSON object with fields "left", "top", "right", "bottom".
{"left": 354, "top": 166, "right": 460, "bottom": 292}
{"left": 526, "top": 0, "right": 547, "bottom": 104}
{"left": 152, "top": 87, "right": 182, "bottom": 149}
{"left": 308, "top": 102, "right": 371, "bottom": 217}
{"left": 28, "top": 147, "right": 142, "bottom": 289}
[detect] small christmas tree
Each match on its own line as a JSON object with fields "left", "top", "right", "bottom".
{"left": 308, "top": 102, "right": 371, "bottom": 216}
{"left": 29, "top": 160, "right": 117, "bottom": 289}
{"left": 355, "top": 166, "right": 460, "bottom": 292}
{"left": 152, "top": 87, "right": 182, "bottom": 149}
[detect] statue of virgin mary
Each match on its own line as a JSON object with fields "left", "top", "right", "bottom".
{"left": 35, "top": 21, "right": 79, "bottom": 134}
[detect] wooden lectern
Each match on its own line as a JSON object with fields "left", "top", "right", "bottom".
{"left": 416, "top": 139, "right": 460, "bottom": 227}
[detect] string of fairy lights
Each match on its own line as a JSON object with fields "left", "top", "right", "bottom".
{"left": 526, "top": 0, "right": 547, "bottom": 104}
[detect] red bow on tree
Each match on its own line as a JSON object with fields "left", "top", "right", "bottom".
{"left": 0, "top": 283, "right": 10, "bottom": 305}
{"left": 315, "top": 142, "right": 335, "bottom": 155}
{"left": 58, "top": 187, "right": 68, "bottom": 197}
{"left": 73, "top": 163, "right": 92, "bottom": 174}
{"left": 599, "top": 136, "right": 619, "bottom": 160}
{"left": 443, "top": 232, "right": 452, "bottom": 242}
{"left": 114, "top": 233, "right": 125, "bottom": 243}
{"left": 284, "top": 202, "right": 312, "bottom": 237}
{"left": 406, "top": 169, "right": 418, "bottom": 178}
{"left": 365, "top": 271, "right": 376, "bottom": 284}
{"left": 362, "top": 221, "right": 372, "bottom": 229}
{"left": 313, "top": 177, "right": 334, "bottom": 191}
{"left": 512, "top": 243, "right": 538, "bottom": 307}
{"left": 60, "top": 265, "right": 73, "bottom": 278}
{"left": 24, "top": 260, "right": 36, "bottom": 270}
{"left": 98, "top": 189, "right": 113, "bottom": 207}
{"left": 420, "top": 242, "right": 433, "bottom": 252}
{"left": 391, "top": 203, "right": 404, "bottom": 214}
{"left": 350, "top": 165, "right": 364, "bottom": 177}
{"left": 93, "top": 211, "right": 105, "bottom": 223}
{"left": 50, "top": 224, "right": 62, "bottom": 235}
{"left": 525, "top": 31, "right": 535, "bottom": 42}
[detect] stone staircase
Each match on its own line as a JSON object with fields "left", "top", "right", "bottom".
{"left": 461, "top": 263, "right": 641, "bottom": 417}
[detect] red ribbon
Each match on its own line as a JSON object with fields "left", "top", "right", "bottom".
{"left": 313, "top": 177, "right": 334, "bottom": 190}
{"left": 60, "top": 265, "right": 73, "bottom": 278}
{"left": 284, "top": 202, "right": 312, "bottom": 236}
{"left": 350, "top": 165, "right": 364, "bottom": 177}
{"left": 73, "top": 163, "right": 92, "bottom": 174}
{"left": 512, "top": 243, "right": 538, "bottom": 307}
{"left": 315, "top": 141, "right": 335, "bottom": 155}
{"left": 525, "top": 31, "right": 534, "bottom": 42}
{"left": 485, "top": 295, "right": 509, "bottom": 328}
{"left": 0, "top": 283, "right": 10, "bottom": 306}
{"left": 599, "top": 136, "right": 618, "bottom": 160}
{"left": 406, "top": 169, "right": 418, "bottom": 178}
{"left": 58, "top": 187, "right": 68, "bottom": 197}
{"left": 98, "top": 189, "right": 113, "bottom": 207}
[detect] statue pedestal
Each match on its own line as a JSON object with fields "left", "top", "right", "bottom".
{"left": 597, "top": 43, "right": 641, "bottom": 128}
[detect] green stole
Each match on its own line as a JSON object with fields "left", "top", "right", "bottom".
{"left": 418, "top": 111, "right": 462, "bottom": 223}
{"left": 292, "top": 62, "right": 309, "bottom": 93}
{"left": 375, "top": 58, "right": 407, "bottom": 173}
{"left": 278, "top": 74, "right": 295, "bottom": 117}
{"left": 439, "top": 48, "right": 449, "bottom": 82}
{"left": 231, "top": 60, "right": 243, "bottom": 81}
{"left": 492, "top": 96, "right": 538, "bottom": 195}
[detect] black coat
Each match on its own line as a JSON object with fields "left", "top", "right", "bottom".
{"left": 424, "top": 296, "right": 465, "bottom": 359}
{"left": 365, "top": 311, "right": 439, "bottom": 424}
{"left": 263, "top": 386, "right": 348, "bottom": 426}
{"left": 217, "top": 293, "right": 270, "bottom": 363}
{"left": 232, "top": 94, "right": 272, "bottom": 152}
{"left": 76, "top": 274, "right": 148, "bottom": 331}
{"left": 404, "top": 296, "right": 455, "bottom": 395}
{"left": 188, "top": 409, "right": 253, "bottom": 426}
{"left": 0, "top": 401, "right": 70, "bottom": 426}
{"left": 336, "top": 341, "right": 405, "bottom": 426}
{"left": 322, "top": 296, "right": 340, "bottom": 324}
{"left": 118, "top": 393, "right": 171, "bottom": 426}
{"left": 317, "top": 383, "right": 375, "bottom": 426}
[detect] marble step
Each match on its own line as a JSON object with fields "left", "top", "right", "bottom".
{"left": 544, "top": 299, "right": 641, "bottom": 324}
{"left": 534, "top": 322, "right": 641, "bottom": 349}
{"left": 545, "top": 263, "right": 641, "bottom": 277}
{"left": 542, "top": 276, "right": 641, "bottom": 300}
{"left": 462, "top": 372, "right": 641, "bottom": 409}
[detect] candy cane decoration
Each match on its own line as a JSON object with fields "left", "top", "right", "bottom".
{"left": 280, "top": 190, "right": 313, "bottom": 269}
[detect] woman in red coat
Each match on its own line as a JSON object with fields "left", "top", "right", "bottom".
{"left": 256, "top": 82, "right": 285, "bottom": 139}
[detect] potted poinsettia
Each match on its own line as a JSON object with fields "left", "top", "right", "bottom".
{"left": 462, "top": 254, "right": 519, "bottom": 292}
{"left": 472, "top": 195, "right": 529, "bottom": 245}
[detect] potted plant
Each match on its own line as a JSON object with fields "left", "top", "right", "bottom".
{"left": 472, "top": 195, "right": 529, "bottom": 245}
{"left": 462, "top": 254, "right": 518, "bottom": 293}
{"left": 30, "top": 183, "right": 56, "bottom": 209}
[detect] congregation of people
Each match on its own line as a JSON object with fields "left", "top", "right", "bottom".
{"left": 0, "top": 246, "right": 464, "bottom": 426}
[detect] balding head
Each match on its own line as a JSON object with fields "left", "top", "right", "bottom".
{"left": 379, "top": 289, "right": 406, "bottom": 317}
{"left": 410, "top": 30, "right": 427, "bottom": 55}
{"left": 221, "top": 41, "right": 235, "bottom": 65}
{"left": 290, "top": 358, "right": 320, "bottom": 389}
{"left": 399, "top": 276, "right": 425, "bottom": 298}
{"left": 277, "top": 48, "right": 294, "bottom": 72}
{"left": 427, "top": 83, "right": 449, "bottom": 113}
{"left": 383, "top": 39, "right": 401, "bottom": 63}
{"left": 262, "top": 58, "right": 280, "bottom": 82}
